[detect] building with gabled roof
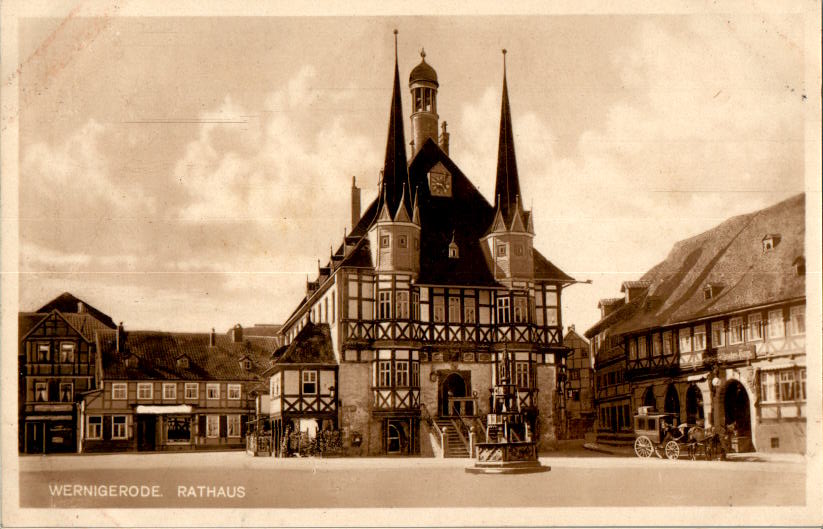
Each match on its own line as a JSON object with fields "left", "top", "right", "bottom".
{"left": 586, "top": 194, "right": 806, "bottom": 453}
{"left": 274, "top": 38, "right": 577, "bottom": 457}
{"left": 80, "top": 324, "right": 277, "bottom": 452}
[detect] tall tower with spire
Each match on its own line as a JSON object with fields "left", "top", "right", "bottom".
{"left": 408, "top": 49, "right": 439, "bottom": 156}
{"left": 369, "top": 31, "right": 421, "bottom": 275}
{"left": 483, "top": 50, "right": 535, "bottom": 283}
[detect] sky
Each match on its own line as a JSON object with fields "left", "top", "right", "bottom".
{"left": 17, "top": 14, "right": 807, "bottom": 333}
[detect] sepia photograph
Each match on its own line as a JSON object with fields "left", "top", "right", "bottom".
{"left": 1, "top": 2, "right": 821, "bottom": 527}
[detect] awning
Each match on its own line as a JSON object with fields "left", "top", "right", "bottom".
{"left": 758, "top": 363, "right": 803, "bottom": 372}
{"left": 26, "top": 415, "right": 73, "bottom": 421}
{"left": 135, "top": 405, "right": 193, "bottom": 414}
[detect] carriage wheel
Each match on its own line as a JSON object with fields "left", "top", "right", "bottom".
{"left": 665, "top": 441, "right": 680, "bottom": 460}
{"left": 634, "top": 436, "right": 654, "bottom": 458}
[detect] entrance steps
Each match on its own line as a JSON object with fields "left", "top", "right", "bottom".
{"left": 434, "top": 418, "right": 470, "bottom": 458}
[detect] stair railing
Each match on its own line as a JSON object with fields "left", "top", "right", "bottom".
{"left": 421, "top": 403, "right": 445, "bottom": 457}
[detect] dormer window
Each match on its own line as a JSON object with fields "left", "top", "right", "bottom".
{"left": 241, "top": 358, "right": 252, "bottom": 370}
{"left": 762, "top": 234, "right": 781, "bottom": 252}
{"left": 703, "top": 283, "right": 723, "bottom": 300}
{"left": 793, "top": 256, "right": 805, "bottom": 276}
{"left": 177, "top": 356, "right": 189, "bottom": 369}
{"left": 125, "top": 355, "right": 138, "bottom": 368}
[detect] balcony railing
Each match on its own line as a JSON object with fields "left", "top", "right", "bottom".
{"left": 342, "top": 319, "right": 562, "bottom": 346}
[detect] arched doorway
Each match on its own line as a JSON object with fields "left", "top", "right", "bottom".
{"left": 387, "top": 423, "right": 402, "bottom": 454}
{"left": 724, "top": 380, "right": 751, "bottom": 436}
{"left": 686, "top": 384, "right": 705, "bottom": 424}
{"left": 664, "top": 385, "right": 680, "bottom": 424}
{"left": 642, "top": 386, "right": 657, "bottom": 410}
{"left": 440, "top": 372, "right": 467, "bottom": 416}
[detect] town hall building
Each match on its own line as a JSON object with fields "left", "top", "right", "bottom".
{"left": 271, "top": 37, "right": 576, "bottom": 457}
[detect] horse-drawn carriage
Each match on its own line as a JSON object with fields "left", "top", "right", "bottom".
{"left": 633, "top": 410, "right": 726, "bottom": 460}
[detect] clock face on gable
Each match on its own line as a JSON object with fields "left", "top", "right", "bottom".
{"left": 428, "top": 163, "right": 452, "bottom": 197}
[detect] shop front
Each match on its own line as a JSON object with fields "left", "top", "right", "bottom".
{"left": 24, "top": 414, "right": 76, "bottom": 453}
{"left": 135, "top": 404, "right": 195, "bottom": 451}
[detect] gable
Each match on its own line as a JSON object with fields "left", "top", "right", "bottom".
{"left": 21, "top": 311, "right": 89, "bottom": 343}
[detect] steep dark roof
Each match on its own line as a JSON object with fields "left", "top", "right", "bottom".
{"left": 19, "top": 310, "right": 112, "bottom": 343}
{"left": 563, "top": 327, "right": 590, "bottom": 345}
{"left": 99, "top": 330, "right": 277, "bottom": 381}
{"left": 586, "top": 194, "right": 805, "bottom": 338}
{"left": 494, "top": 62, "right": 521, "bottom": 225}
{"left": 35, "top": 292, "right": 116, "bottom": 329}
{"left": 275, "top": 322, "right": 337, "bottom": 365}
{"left": 380, "top": 44, "right": 411, "bottom": 215}
{"left": 243, "top": 324, "right": 283, "bottom": 338}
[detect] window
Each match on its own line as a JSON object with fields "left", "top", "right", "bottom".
{"left": 59, "top": 342, "right": 75, "bottom": 363}
{"left": 767, "top": 309, "right": 784, "bottom": 338}
{"left": 396, "top": 361, "right": 409, "bottom": 387}
{"left": 37, "top": 343, "right": 49, "bottom": 362}
{"left": 679, "top": 328, "right": 692, "bottom": 353}
{"left": 87, "top": 416, "right": 102, "bottom": 439}
{"left": 497, "top": 244, "right": 507, "bottom": 257}
{"left": 464, "top": 297, "right": 476, "bottom": 324}
{"left": 628, "top": 339, "right": 637, "bottom": 360}
{"left": 744, "top": 313, "right": 762, "bottom": 341}
{"left": 651, "top": 334, "right": 662, "bottom": 357}
{"left": 711, "top": 321, "right": 725, "bottom": 347}
{"left": 378, "top": 291, "right": 392, "bottom": 319}
{"left": 35, "top": 382, "right": 48, "bottom": 402}
{"left": 411, "top": 361, "right": 420, "bottom": 387}
{"left": 515, "top": 361, "right": 530, "bottom": 388}
{"left": 799, "top": 368, "right": 806, "bottom": 400}
{"left": 206, "top": 383, "right": 220, "bottom": 400}
{"left": 112, "top": 416, "right": 127, "bottom": 439}
{"left": 513, "top": 297, "right": 528, "bottom": 323}
{"left": 412, "top": 292, "right": 420, "bottom": 321}
{"left": 112, "top": 383, "right": 127, "bottom": 400}
{"left": 496, "top": 296, "right": 511, "bottom": 324}
{"left": 227, "top": 415, "right": 241, "bottom": 438}
{"left": 729, "top": 317, "right": 744, "bottom": 344}
{"left": 693, "top": 325, "right": 706, "bottom": 351}
{"left": 137, "top": 383, "right": 153, "bottom": 400}
{"left": 760, "top": 372, "right": 777, "bottom": 402}
{"left": 59, "top": 383, "right": 73, "bottom": 402}
{"left": 661, "top": 331, "right": 672, "bottom": 355}
{"left": 378, "top": 361, "right": 391, "bottom": 387}
{"left": 779, "top": 370, "right": 796, "bottom": 401}
{"left": 638, "top": 336, "right": 647, "bottom": 358}
{"left": 433, "top": 297, "right": 445, "bottom": 322}
{"left": 789, "top": 306, "right": 805, "bottom": 336}
{"left": 448, "top": 297, "right": 461, "bottom": 323}
{"left": 302, "top": 370, "right": 317, "bottom": 394}
{"left": 228, "top": 384, "right": 241, "bottom": 400}
{"left": 271, "top": 376, "right": 280, "bottom": 397}
{"left": 396, "top": 291, "right": 409, "bottom": 319}
{"left": 206, "top": 415, "right": 219, "bottom": 438}
{"left": 514, "top": 244, "right": 524, "bottom": 256}
{"left": 162, "top": 383, "right": 177, "bottom": 400}
{"left": 380, "top": 234, "right": 390, "bottom": 248}
{"left": 398, "top": 235, "right": 407, "bottom": 248}
{"left": 184, "top": 383, "right": 198, "bottom": 400}
{"left": 570, "top": 369, "right": 580, "bottom": 381}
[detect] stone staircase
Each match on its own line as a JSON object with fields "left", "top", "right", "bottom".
{"left": 435, "top": 418, "right": 470, "bottom": 458}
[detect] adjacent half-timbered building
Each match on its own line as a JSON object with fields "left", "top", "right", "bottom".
{"left": 586, "top": 194, "right": 806, "bottom": 453}
{"left": 560, "top": 326, "right": 595, "bottom": 439}
{"left": 81, "top": 325, "right": 276, "bottom": 452}
{"left": 275, "top": 42, "right": 575, "bottom": 456}
{"left": 18, "top": 293, "right": 116, "bottom": 453}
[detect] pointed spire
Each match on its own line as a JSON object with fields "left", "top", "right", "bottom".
{"left": 377, "top": 184, "right": 393, "bottom": 223}
{"left": 487, "top": 195, "right": 507, "bottom": 234}
{"left": 509, "top": 195, "right": 526, "bottom": 232}
{"left": 394, "top": 183, "right": 412, "bottom": 222}
{"left": 381, "top": 29, "right": 410, "bottom": 213}
{"left": 493, "top": 49, "right": 521, "bottom": 225}
{"left": 411, "top": 186, "right": 421, "bottom": 225}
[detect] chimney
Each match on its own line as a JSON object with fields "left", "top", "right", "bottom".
{"left": 116, "top": 322, "right": 125, "bottom": 353}
{"left": 568, "top": 324, "right": 575, "bottom": 332}
{"left": 351, "top": 176, "right": 361, "bottom": 229}
{"left": 231, "top": 324, "right": 243, "bottom": 343}
{"left": 77, "top": 301, "right": 85, "bottom": 313}
{"left": 439, "top": 121, "right": 450, "bottom": 155}
{"left": 209, "top": 327, "right": 216, "bottom": 347}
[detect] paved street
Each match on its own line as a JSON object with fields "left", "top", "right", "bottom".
{"left": 18, "top": 450, "right": 805, "bottom": 508}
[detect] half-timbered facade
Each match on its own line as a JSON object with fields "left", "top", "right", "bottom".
{"left": 81, "top": 325, "right": 276, "bottom": 452}
{"left": 560, "top": 326, "right": 595, "bottom": 439}
{"left": 586, "top": 194, "right": 806, "bottom": 453}
{"left": 276, "top": 43, "right": 574, "bottom": 456}
{"left": 18, "top": 293, "right": 116, "bottom": 453}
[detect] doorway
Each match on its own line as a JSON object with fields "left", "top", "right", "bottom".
{"left": 25, "top": 422, "right": 45, "bottom": 454}
{"left": 137, "top": 416, "right": 157, "bottom": 451}
{"left": 642, "top": 386, "right": 657, "bottom": 410}
{"left": 439, "top": 372, "right": 467, "bottom": 416}
{"left": 686, "top": 384, "right": 705, "bottom": 424}
{"left": 387, "top": 422, "right": 402, "bottom": 454}
{"left": 724, "top": 380, "right": 751, "bottom": 436}
{"left": 664, "top": 385, "right": 680, "bottom": 424}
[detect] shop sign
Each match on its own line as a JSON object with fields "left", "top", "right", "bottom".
{"left": 718, "top": 345, "right": 755, "bottom": 363}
